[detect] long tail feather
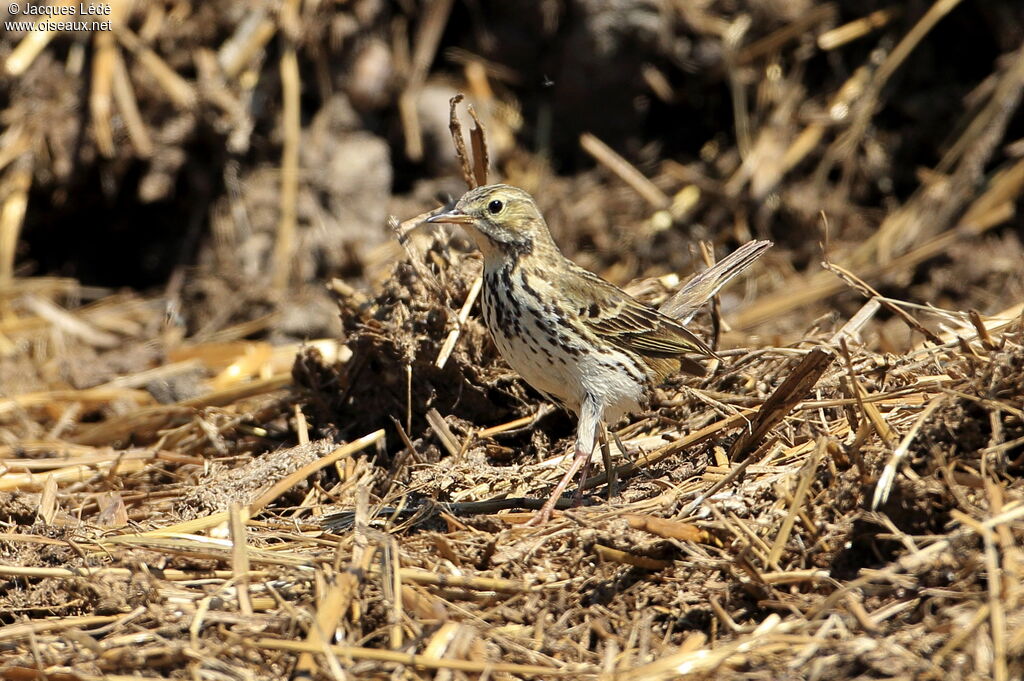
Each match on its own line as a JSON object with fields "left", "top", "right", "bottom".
{"left": 658, "top": 240, "right": 772, "bottom": 324}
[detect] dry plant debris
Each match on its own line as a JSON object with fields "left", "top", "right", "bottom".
{"left": 1, "top": 2, "right": 1023, "bottom": 680}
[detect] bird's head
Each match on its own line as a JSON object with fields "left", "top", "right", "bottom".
{"left": 426, "top": 184, "right": 553, "bottom": 259}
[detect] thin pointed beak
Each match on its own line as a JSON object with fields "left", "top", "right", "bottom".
{"left": 425, "top": 208, "right": 473, "bottom": 225}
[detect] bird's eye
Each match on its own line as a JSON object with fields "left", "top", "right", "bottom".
{"left": 487, "top": 199, "right": 504, "bottom": 215}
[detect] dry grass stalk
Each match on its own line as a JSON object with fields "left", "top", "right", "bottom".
{"left": 594, "top": 544, "right": 671, "bottom": 570}
{"left": 817, "top": 7, "right": 900, "bottom": 50}
{"left": 218, "top": 9, "right": 276, "bottom": 78}
{"left": 250, "top": 432, "right": 384, "bottom": 514}
{"left": 727, "top": 347, "right": 834, "bottom": 459}
{"left": 110, "top": 46, "right": 153, "bottom": 158}
{"left": 434, "top": 273, "right": 482, "bottom": 369}
{"left": 293, "top": 486, "right": 376, "bottom": 679}
{"left": 448, "top": 93, "right": 477, "bottom": 189}
{"left": 737, "top": 124, "right": 1024, "bottom": 334}
{"left": 425, "top": 408, "right": 461, "bottom": 458}
{"left": 580, "top": 132, "right": 669, "bottom": 208}
{"left": 871, "top": 396, "right": 945, "bottom": 509}
{"left": 766, "top": 436, "right": 824, "bottom": 565}
{"left": 399, "top": 0, "right": 456, "bottom": 161}
{"left": 736, "top": 3, "right": 836, "bottom": 64}
{"left": 422, "top": 95, "right": 493, "bottom": 370}
{"left": 228, "top": 503, "right": 253, "bottom": 616}
{"left": 3, "top": 1, "right": 73, "bottom": 76}
{"left": 114, "top": 26, "right": 198, "bottom": 108}
{"left": 90, "top": 35, "right": 117, "bottom": 158}
{"left": 467, "top": 104, "right": 490, "bottom": 187}
{"left": 0, "top": 157, "right": 32, "bottom": 288}
{"left": 257, "top": 636, "right": 593, "bottom": 676}
{"left": 624, "top": 514, "right": 706, "bottom": 542}
{"left": 823, "top": 260, "right": 943, "bottom": 344}
{"left": 272, "top": 16, "right": 301, "bottom": 291}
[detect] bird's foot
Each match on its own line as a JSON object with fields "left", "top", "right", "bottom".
{"left": 570, "top": 458, "right": 593, "bottom": 507}
{"left": 600, "top": 426, "right": 625, "bottom": 501}
{"left": 527, "top": 444, "right": 591, "bottom": 525}
{"left": 524, "top": 504, "right": 555, "bottom": 526}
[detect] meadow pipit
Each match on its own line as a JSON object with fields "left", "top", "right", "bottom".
{"left": 426, "top": 184, "right": 770, "bottom": 524}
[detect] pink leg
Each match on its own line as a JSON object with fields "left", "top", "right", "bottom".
{"left": 527, "top": 444, "right": 592, "bottom": 525}
{"left": 527, "top": 394, "right": 602, "bottom": 525}
{"left": 572, "top": 457, "right": 592, "bottom": 506}
{"left": 572, "top": 423, "right": 615, "bottom": 504}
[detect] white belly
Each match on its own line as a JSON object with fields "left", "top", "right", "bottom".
{"left": 481, "top": 263, "right": 647, "bottom": 422}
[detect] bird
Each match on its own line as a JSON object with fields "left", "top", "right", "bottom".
{"left": 425, "top": 183, "right": 770, "bottom": 524}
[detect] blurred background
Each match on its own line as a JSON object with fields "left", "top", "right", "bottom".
{"left": 1, "top": 0, "right": 1023, "bottom": 376}
{"left": 2, "top": 6, "right": 1024, "bottom": 676}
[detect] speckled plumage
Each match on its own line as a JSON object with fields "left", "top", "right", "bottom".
{"left": 427, "top": 183, "right": 741, "bottom": 524}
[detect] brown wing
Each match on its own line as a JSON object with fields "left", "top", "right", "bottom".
{"left": 566, "top": 266, "right": 716, "bottom": 373}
